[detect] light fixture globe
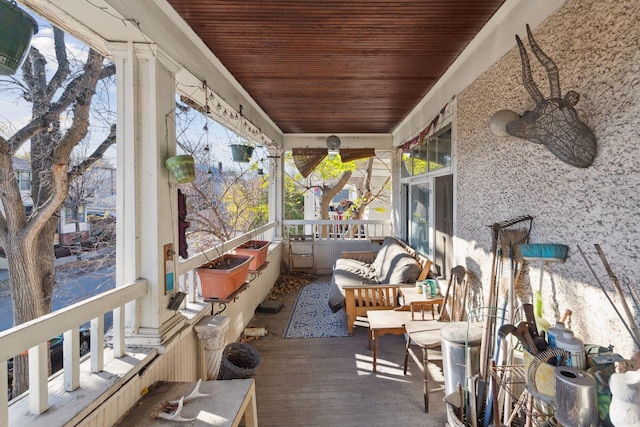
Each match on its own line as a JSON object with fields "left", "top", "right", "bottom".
{"left": 489, "top": 109, "right": 520, "bottom": 137}
{"left": 326, "top": 134, "right": 341, "bottom": 154}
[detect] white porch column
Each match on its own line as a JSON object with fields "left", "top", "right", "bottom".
{"left": 270, "top": 152, "right": 283, "bottom": 240}
{"left": 390, "top": 148, "right": 402, "bottom": 238}
{"left": 112, "top": 42, "right": 186, "bottom": 348}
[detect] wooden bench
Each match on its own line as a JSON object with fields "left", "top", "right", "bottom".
{"left": 341, "top": 248, "right": 433, "bottom": 335}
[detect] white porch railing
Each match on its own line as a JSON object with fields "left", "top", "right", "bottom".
{"left": 0, "top": 221, "right": 277, "bottom": 426}
{"left": 0, "top": 219, "right": 384, "bottom": 425}
{"left": 0, "top": 279, "right": 147, "bottom": 424}
{"left": 283, "top": 219, "right": 392, "bottom": 241}
{"left": 283, "top": 220, "right": 392, "bottom": 274}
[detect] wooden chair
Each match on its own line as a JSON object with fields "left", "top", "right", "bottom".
{"left": 403, "top": 265, "right": 469, "bottom": 413}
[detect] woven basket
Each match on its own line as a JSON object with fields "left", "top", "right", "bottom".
{"left": 218, "top": 342, "right": 261, "bottom": 380}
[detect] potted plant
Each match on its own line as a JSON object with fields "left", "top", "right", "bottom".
{"left": 230, "top": 142, "right": 254, "bottom": 163}
{"left": 0, "top": 0, "right": 39, "bottom": 76}
{"left": 233, "top": 240, "right": 270, "bottom": 271}
{"left": 165, "top": 154, "right": 195, "bottom": 183}
{"left": 196, "top": 254, "right": 253, "bottom": 299}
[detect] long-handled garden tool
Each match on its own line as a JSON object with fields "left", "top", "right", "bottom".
{"left": 594, "top": 244, "right": 640, "bottom": 347}
{"left": 520, "top": 243, "right": 569, "bottom": 334}
{"left": 577, "top": 245, "right": 640, "bottom": 349}
{"left": 478, "top": 215, "right": 532, "bottom": 427}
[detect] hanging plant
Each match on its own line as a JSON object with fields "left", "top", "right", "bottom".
{"left": 230, "top": 143, "right": 254, "bottom": 163}
{"left": 165, "top": 154, "right": 196, "bottom": 184}
{"left": 0, "top": 0, "right": 39, "bottom": 76}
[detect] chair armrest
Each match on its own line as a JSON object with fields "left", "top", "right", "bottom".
{"left": 343, "top": 284, "right": 404, "bottom": 308}
{"left": 341, "top": 251, "right": 378, "bottom": 263}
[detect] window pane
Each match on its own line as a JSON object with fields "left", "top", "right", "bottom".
{"left": 429, "top": 127, "right": 452, "bottom": 172}
{"left": 409, "top": 182, "right": 430, "bottom": 255}
{"left": 411, "top": 144, "right": 428, "bottom": 175}
{"left": 19, "top": 172, "right": 30, "bottom": 190}
{"left": 401, "top": 153, "right": 411, "bottom": 178}
{"left": 65, "top": 206, "right": 75, "bottom": 223}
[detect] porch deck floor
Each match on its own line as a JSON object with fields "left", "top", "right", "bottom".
{"left": 247, "top": 275, "right": 448, "bottom": 426}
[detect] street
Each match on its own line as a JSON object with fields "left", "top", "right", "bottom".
{"left": 0, "top": 251, "right": 116, "bottom": 332}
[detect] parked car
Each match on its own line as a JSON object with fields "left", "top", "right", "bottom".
{"left": 7, "top": 328, "right": 90, "bottom": 399}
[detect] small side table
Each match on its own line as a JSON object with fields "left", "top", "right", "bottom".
{"left": 399, "top": 287, "right": 444, "bottom": 319}
{"left": 366, "top": 310, "right": 414, "bottom": 372}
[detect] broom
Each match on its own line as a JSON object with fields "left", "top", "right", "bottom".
{"left": 520, "top": 243, "right": 569, "bottom": 332}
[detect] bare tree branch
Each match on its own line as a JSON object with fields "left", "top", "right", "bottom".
{"left": 54, "top": 49, "right": 106, "bottom": 160}
{"left": 68, "top": 124, "right": 116, "bottom": 181}
{"left": 47, "top": 27, "right": 70, "bottom": 98}
{"left": 7, "top": 116, "right": 50, "bottom": 154}
{"left": 8, "top": 48, "right": 115, "bottom": 151}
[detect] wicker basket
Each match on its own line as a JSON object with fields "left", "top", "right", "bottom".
{"left": 218, "top": 342, "right": 261, "bottom": 380}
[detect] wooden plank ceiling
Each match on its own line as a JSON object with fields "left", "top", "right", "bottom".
{"left": 166, "top": 0, "right": 505, "bottom": 134}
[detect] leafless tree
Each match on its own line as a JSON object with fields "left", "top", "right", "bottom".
{"left": 173, "top": 104, "right": 268, "bottom": 254}
{"left": 0, "top": 27, "right": 115, "bottom": 396}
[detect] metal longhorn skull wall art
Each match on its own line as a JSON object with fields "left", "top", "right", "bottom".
{"left": 504, "top": 24, "right": 597, "bottom": 168}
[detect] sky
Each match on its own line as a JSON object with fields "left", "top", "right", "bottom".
{"left": 0, "top": 7, "right": 265, "bottom": 171}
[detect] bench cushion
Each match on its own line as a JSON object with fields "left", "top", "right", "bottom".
{"left": 328, "top": 237, "right": 421, "bottom": 313}
{"left": 327, "top": 262, "right": 378, "bottom": 312}
{"left": 372, "top": 237, "right": 421, "bottom": 284}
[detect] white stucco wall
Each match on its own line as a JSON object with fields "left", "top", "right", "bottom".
{"left": 455, "top": 0, "right": 640, "bottom": 356}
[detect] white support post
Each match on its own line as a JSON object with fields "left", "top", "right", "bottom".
{"left": 90, "top": 316, "right": 104, "bottom": 373}
{"left": 271, "top": 153, "right": 284, "bottom": 240}
{"left": 113, "top": 306, "right": 126, "bottom": 357}
{"left": 0, "top": 358, "right": 7, "bottom": 424}
{"left": 110, "top": 41, "right": 186, "bottom": 349}
{"left": 63, "top": 327, "right": 80, "bottom": 391}
{"left": 28, "top": 343, "right": 48, "bottom": 415}
{"left": 113, "top": 41, "right": 140, "bottom": 337}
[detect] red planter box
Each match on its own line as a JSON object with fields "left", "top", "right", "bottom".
{"left": 233, "top": 240, "right": 270, "bottom": 271}
{"left": 196, "top": 254, "right": 253, "bottom": 299}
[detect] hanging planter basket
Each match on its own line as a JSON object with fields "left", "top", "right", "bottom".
{"left": 230, "top": 144, "right": 254, "bottom": 163}
{"left": 0, "top": 0, "right": 39, "bottom": 76}
{"left": 165, "top": 155, "right": 195, "bottom": 184}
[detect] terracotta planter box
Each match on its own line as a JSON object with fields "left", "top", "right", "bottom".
{"left": 234, "top": 240, "right": 270, "bottom": 271}
{"left": 196, "top": 254, "right": 253, "bottom": 299}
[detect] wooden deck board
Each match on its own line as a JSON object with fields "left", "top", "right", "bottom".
{"left": 247, "top": 276, "right": 448, "bottom": 426}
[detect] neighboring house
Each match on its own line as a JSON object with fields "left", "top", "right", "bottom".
{"left": 0, "top": 159, "right": 115, "bottom": 253}
{"left": 84, "top": 165, "right": 116, "bottom": 218}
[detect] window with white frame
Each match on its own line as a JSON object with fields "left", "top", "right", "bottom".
{"left": 402, "top": 124, "right": 452, "bottom": 269}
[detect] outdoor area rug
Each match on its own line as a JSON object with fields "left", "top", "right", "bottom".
{"left": 283, "top": 282, "right": 350, "bottom": 338}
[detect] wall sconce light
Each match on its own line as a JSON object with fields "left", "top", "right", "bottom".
{"left": 326, "top": 134, "right": 341, "bottom": 155}
{"left": 489, "top": 109, "right": 520, "bottom": 137}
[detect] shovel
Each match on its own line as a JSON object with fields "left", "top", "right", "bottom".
{"left": 497, "top": 323, "right": 538, "bottom": 355}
